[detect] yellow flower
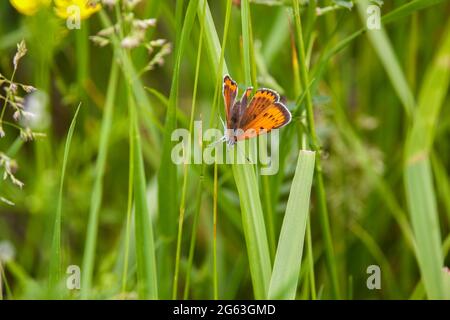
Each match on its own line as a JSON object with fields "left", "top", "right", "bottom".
{"left": 54, "top": 0, "right": 101, "bottom": 20}
{"left": 10, "top": 0, "right": 51, "bottom": 16}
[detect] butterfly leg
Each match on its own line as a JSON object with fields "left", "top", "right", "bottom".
{"left": 207, "top": 135, "right": 226, "bottom": 148}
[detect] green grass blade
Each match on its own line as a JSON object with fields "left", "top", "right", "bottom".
{"left": 232, "top": 162, "right": 272, "bottom": 299}
{"left": 241, "top": 0, "right": 253, "bottom": 87}
{"left": 130, "top": 93, "right": 159, "bottom": 299}
{"left": 197, "top": 0, "right": 233, "bottom": 300}
{"left": 305, "top": 220, "right": 316, "bottom": 299}
{"left": 183, "top": 180, "right": 204, "bottom": 299}
{"left": 211, "top": 0, "right": 233, "bottom": 300}
{"left": 404, "top": 19, "right": 450, "bottom": 299}
{"left": 331, "top": 95, "right": 416, "bottom": 251}
{"left": 382, "top": 0, "right": 448, "bottom": 25}
{"left": 198, "top": 0, "right": 228, "bottom": 76}
{"left": 198, "top": 0, "right": 272, "bottom": 299}
{"left": 48, "top": 103, "right": 81, "bottom": 294}
{"left": 312, "top": 0, "right": 446, "bottom": 100}
{"left": 357, "top": 0, "right": 415, "bottom": 117}
{"left": 236, "top": 0, "right": 272, "bottom": 299}
{"left": 349, "top": 222, "right": 398, "bottom": 296}
{"left": 121, "top": 111, "right": 135, "bottom": 295}
{"left": 268, "top": 150, "right": 315, "bottom": 299}
{"left": 405, "top": 161, "right": 445, "bottom": 299}
{"left": 80, "top": 61, "right": 118, "bottom": 299}
{"left": 292, "top": 0, "right": 340, "bottom": 299}
{"left": 172, "top": 0, "right": 205, "bottom": 299}
{"left": 431, "top": 153, "right": 450, "bottom": 221}
{"left": 262, "top": 7, "right": 289, "bottom": 65}
{"left": 157, "top": 0, "right": 199, "bottom": 299}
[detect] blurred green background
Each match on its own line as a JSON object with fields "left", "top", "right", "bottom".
{"left": 0, "top": 0, "right": 449, "bottom": 300}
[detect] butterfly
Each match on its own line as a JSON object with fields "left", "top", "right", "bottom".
{"left": 219, "top": 74, "right": 291, "bottom": 146}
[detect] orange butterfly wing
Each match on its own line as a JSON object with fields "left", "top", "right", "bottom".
{"left": 236, "top": 89, "right": 291, "bottom": 141}
{"left": 223, "top": 75, "right": 238, "bottom": 126}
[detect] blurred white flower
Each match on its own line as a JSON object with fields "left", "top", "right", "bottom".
{"left": 121, "top": 30, "right": 145, "bottom": 49}
{"left": 0, "top": 241, "right": 15, "bottom": 263}
{"left": 22, "top": 90, "right": 50, "bottom": 130}
{"left": 133, "top": 18, "right": 156, "bottom": 30}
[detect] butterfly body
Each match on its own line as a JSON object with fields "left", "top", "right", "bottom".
{"left": 221, "top": 74, "right": 291, "bottom": 146}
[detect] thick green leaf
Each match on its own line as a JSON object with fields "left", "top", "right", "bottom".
{"left": 268, "top": 150, "right": 315, "bottom": 299}
{"left": 404, "top": 19, "right": 450, "bottom": 300}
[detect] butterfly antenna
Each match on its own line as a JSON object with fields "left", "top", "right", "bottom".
{"left": 219, "top": 114, "right": 226, "bottom": 132}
